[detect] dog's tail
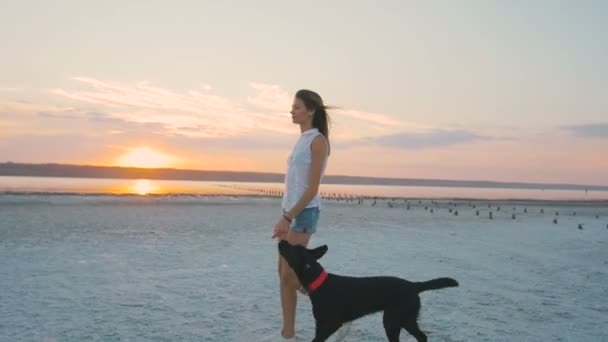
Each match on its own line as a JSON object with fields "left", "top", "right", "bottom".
{"left": 415, "top": 277, "right": 459, "bottom": 293}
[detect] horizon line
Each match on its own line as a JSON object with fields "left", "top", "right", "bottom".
{"left": 1, "top": 161, "right": 607, "bottom": 191}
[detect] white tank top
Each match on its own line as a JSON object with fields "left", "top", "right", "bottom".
{"left": 281, "top": 128, "right": 328, "bottom": 211}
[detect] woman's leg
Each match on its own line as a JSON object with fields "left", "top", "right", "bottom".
{"left": 278, "top": 231, "right": 311, "bottom": 338}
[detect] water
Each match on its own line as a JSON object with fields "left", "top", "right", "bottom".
{"left": 1, "top": 176, "right": 607, "bottom": 201}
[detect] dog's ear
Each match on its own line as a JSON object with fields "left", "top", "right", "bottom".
{"left": 310, "top": 245, "right": 328, "bottom": 260}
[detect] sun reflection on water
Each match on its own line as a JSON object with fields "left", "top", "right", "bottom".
{"left": 131, "top": 179, "right": 158, "bottom": 195}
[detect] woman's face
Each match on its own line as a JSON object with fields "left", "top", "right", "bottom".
{"left": 290, "top": 97, "right": 314, "bottom": 125}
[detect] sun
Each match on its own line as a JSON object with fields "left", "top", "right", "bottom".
{"left": 131, "top": 179, "right": 158, "bottom": 195}
{"left": 115, "top": 147, "right": 175, "bottom": 168}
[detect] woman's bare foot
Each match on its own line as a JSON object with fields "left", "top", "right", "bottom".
{"left": 280, "top": 329, "right": 296, "bottom": 341}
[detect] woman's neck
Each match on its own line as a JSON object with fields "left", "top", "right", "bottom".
{"left": 299, "top": 124, "right": 314, "bottom": 133}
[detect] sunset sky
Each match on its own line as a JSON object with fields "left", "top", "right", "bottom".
{"left": 1, "top": 1, "right": 607, "bottom": 185}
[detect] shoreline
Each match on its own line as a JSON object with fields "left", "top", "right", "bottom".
{"left": 2, "top": 191, "right": 607, "bottom": 205}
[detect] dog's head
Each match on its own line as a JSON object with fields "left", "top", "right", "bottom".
{"left": 278, "top": 240, "right": 328, "bottom": 287}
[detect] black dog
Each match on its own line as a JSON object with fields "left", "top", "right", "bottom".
{"left": 278, "top": 240, "right": 458, "bottom": 342}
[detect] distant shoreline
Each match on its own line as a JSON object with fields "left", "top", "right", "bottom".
{"left": 2, "top": 162, "right": 607, "bottom": 192}
{"left": 1, "top": 191, "right": 607, "bottom": 205}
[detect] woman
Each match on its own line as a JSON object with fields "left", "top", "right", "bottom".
{"left": 272, "top": 90, "right": 350, "bottom": 341}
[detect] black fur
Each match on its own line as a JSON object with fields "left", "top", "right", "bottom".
{"left": 278, "top": 240, "right": 458, "bottom": 342}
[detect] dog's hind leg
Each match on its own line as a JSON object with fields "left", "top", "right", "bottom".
{"left": 382, "top": 311, "right": 402, "bottom": 342}
{"left": 402, "top": 318, "right": 427, "bottom": 342}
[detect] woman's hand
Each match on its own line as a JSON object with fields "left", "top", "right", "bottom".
{"left": 272, "top": 216, "right": 291, "bottom": 239}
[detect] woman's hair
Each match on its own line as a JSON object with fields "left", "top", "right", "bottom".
{"left": 295, "top": 89, "right": 332, "bottom": 155}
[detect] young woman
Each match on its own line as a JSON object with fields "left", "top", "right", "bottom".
{"left": 272, "top": 90, "right": 350, "bottom": 341}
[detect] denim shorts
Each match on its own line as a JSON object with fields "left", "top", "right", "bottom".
{"left": 285, "top": 207, "right": 320, "bottom": 234}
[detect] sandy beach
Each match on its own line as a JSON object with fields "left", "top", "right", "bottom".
{"left": 1, "top": 194, "right": 607, "bottom": 341}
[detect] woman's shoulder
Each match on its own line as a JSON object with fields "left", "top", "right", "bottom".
{"left": 310, "top": 134, "right": 328, "bottom": 154}
{"left": 311, "top": 134, "right": 327, "bottom": 144}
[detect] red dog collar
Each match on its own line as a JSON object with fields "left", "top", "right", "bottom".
{"left": 308, "top": 270, "right": 328, "bottom": 292}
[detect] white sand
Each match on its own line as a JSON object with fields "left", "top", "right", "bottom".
{"left": 0, "top": 195, "right": 607, "bottom": 341}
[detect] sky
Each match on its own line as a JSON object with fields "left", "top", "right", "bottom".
{"left": 1, "top": 0, "right": 607, "bottom": 185}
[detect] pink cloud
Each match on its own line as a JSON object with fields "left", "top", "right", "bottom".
{"left": 51, "top": 88, "right": 107, "bottom": 105}
{"left": 247, "top": 83, "right": 292, "bottom": 112}
{"left": 51, "top": 77, "right": 292, "bottom": 137}
{"left": 246, "top": 83, "right": 406, "bottom": 130}
{"left": 111, "top": 110, "right": 256, "bottom": 138}
{"left": 51, "top": 78, "right": 415, "bottom": 140}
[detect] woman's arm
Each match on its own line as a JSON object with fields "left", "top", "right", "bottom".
{"left": 284, "top": 135, "right": 328, "bottom": 220}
